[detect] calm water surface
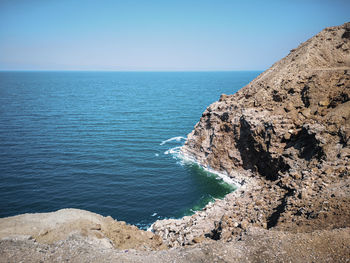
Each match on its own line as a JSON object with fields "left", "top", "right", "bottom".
{"left": 0, "top": 71, "right": 261, "bottom": 228}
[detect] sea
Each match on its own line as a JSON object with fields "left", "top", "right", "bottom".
{"left": 0, "top": 71, "right": 261, "bottom": 229}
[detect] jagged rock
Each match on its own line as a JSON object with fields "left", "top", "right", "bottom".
{"left": 161, "top": 22, "right": 350, "bottom": 245}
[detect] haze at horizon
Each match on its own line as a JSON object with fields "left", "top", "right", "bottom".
{"left": 0, "top": 0, "right": 349, "bottom": 71}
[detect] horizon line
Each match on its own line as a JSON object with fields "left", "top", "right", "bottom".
{"left": 0, "top": 69, "right": 265, "bottom": 72}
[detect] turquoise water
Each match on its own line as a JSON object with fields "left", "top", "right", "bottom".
{"left": 0, "top": 71, "right": 261, "bottom": 228}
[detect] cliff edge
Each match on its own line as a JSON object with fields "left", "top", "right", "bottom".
{"left": 153, "top": 22, "right": 350, "bottom": 247}
{"left": 183, "top": 22, "right": 350, "bottom": 178}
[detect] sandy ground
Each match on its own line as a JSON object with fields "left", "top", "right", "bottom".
{"left": 1, "top": 225, "right": 349, "bottom": 262}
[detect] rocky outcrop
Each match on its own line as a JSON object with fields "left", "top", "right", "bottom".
{"left": 183, "top": 23, "right": 350, "bottom": 176}
{"left": 153, "top": 22, "right": 350, "bottom": 247}
{"left": 0, "top": 209, "right": 165, "bottom": 251}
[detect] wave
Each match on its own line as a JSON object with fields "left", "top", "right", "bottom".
{"left": 160, "top": 136, "right": 186, "bottom": 145}
{"left": 182, "top": 151, "right": 239, "bottom": 187}
{"left": 164, "top": 146, "right": 182, "bottom": 155}
{"left": 164, "top": 144, "right": 240, "bottom": 187}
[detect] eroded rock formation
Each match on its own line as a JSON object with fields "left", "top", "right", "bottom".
{"left": 153, "top": 22, "right": 350, "bottom": 247}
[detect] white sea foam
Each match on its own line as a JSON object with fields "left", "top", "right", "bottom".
{"left": 151, "top": 212, "right": 157, "bottom": 217}
{"left": 164, "top": 146, "right": 182, "bottom": 155}
{"left": 155, "top": 153, "right": 159, "bottom": 157}
{"left": 164, "top": 142, "right": 240, "bottom": 187}
{"left": 200, "top": 163, "right": 240, "bottom": 187}
{"left": 160, "top": 136, "right": 186, "bottom": 145}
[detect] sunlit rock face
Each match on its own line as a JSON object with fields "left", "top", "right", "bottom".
{"left": 152, "top": 22, "right": 350, "bottom": 247}
{"left": 183, "top": 22, "right": 350, "bottom": 181}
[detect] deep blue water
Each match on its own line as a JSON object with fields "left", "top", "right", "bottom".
{"left": 0, "top": 71, "right": 261, "bottom": 228}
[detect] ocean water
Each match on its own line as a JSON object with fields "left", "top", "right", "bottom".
{"left": 0, "top": 71, "right": 261, "bottom": 228}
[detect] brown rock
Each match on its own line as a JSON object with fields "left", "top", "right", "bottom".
{"left": 319, "top": 100, "right": 330, "bottom": 107}
{"left": 240, "top": 220, "right": 249, "bottom": 230}
{"left": 192, "top": 236, "right": 205, "bottom": 243}
{"left": 181, "top": 22, "right": 350, "bottom": 246}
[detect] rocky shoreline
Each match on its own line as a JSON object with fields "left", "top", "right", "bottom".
{"left": 1, "top": 22, "right": 350, "bottom": 262}
{"left": 152, "top": 21, "right": 350, "bottom": 249}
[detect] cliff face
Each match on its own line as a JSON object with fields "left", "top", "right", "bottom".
{"left": 182, "top": 22, "right": 350, "bottom": 225}
{"left": 183, "top": 22, "right": 350, "bottom": 180}
{"left": 152, "top": 22, "right": 350, "bottom": 247}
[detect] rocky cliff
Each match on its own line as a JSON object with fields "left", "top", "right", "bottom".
{"left": 183, "top": 23, "right": 350, "bottom": 179}
{"left": 152, "top": 22, "right": 350, "bottom": 247}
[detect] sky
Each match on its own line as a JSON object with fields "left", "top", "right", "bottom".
{"left": 0, "top": 0, "right": 349, "bottom": 71}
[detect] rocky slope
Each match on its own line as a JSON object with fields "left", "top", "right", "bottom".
{"left": 2, "top": 227, "right": 350, "bottom": 262}
{"left": 152, "top": 22, "right": 350, "bottom": 247}
{"left": 0, "top": 209, "right": 165, "bottom": 251}
{"left": 1, "top": 22, "right": 350, "bottom": 262}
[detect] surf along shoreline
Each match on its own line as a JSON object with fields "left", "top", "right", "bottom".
{"left": 156, "top": 135, "right": 240, "bottom": 220}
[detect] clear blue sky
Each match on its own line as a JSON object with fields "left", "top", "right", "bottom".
{"left": 0, "top": 0, "right": 349, "bottom": 71}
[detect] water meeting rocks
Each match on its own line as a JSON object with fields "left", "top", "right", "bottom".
{"left": 153, "top": 22, "right": 350, "bottom": 246}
